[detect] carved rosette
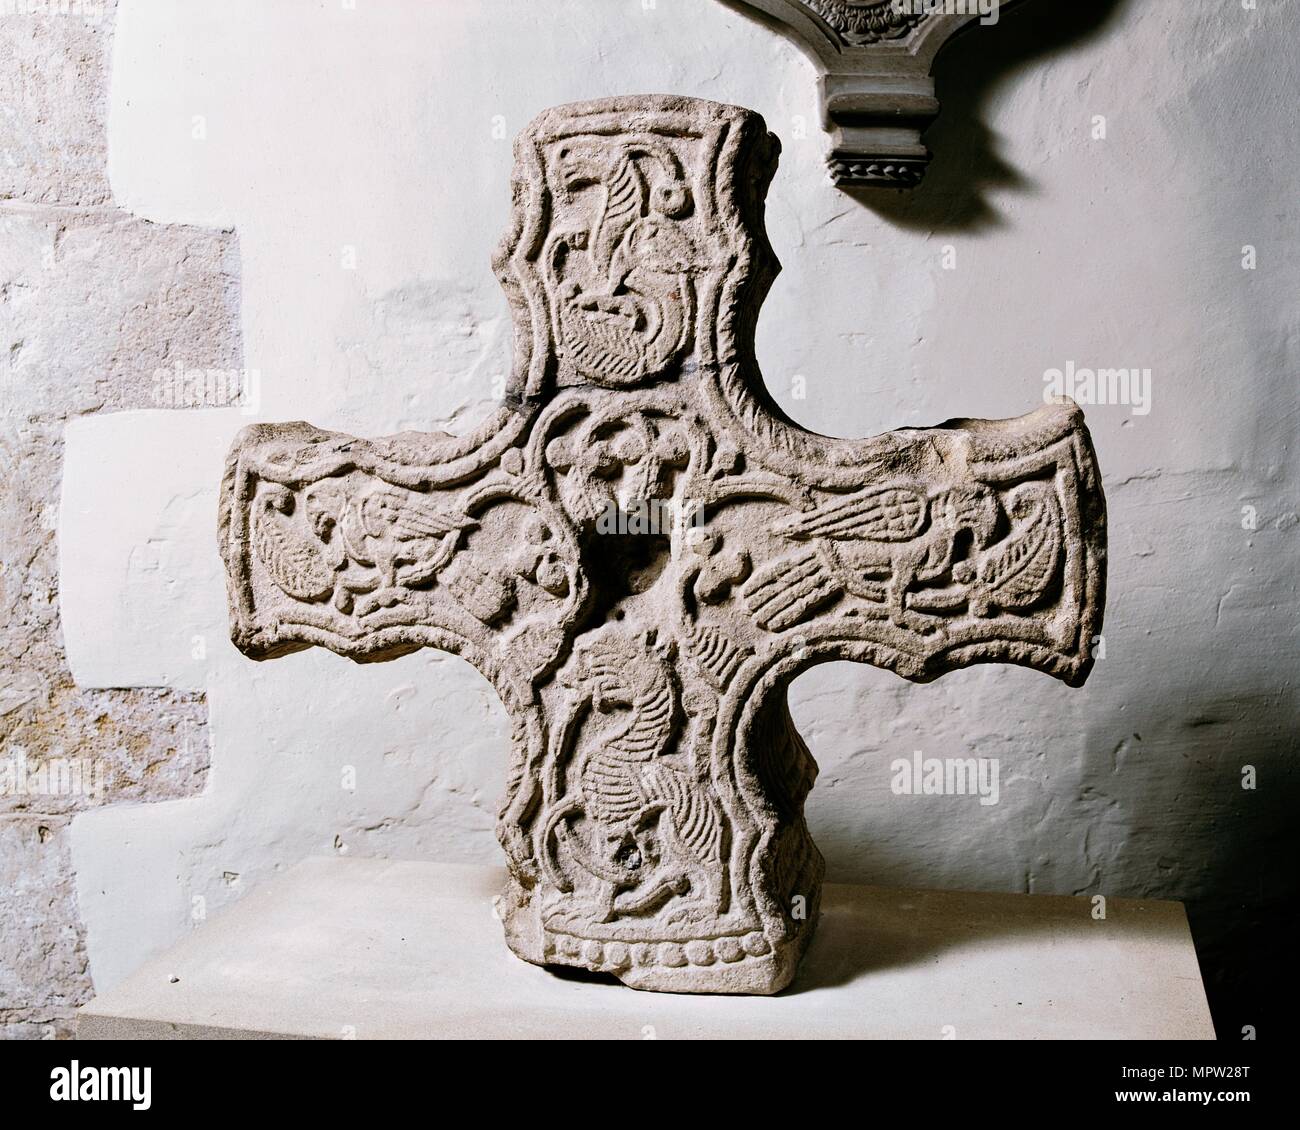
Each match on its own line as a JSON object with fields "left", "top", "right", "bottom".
{"left": 219, "top": 96, "right": 1105, "bottom": 994}
{"left": 730, "top": 0, "right": 1025, "bottom": 188}
{"left": 804, "top": 0, "right": 927, "bottom": 44}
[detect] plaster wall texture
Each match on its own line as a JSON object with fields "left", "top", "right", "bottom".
{"left": 14, "top": 0, "right": 1298, "bottom": 1034}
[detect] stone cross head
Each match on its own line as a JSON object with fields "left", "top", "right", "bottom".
{"left": 219, "top": 95, "right": 1106, "bottom": 994}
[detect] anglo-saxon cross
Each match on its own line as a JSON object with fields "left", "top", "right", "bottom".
{"left": 219, "top": 96, "right": 1106, "bottom": 994}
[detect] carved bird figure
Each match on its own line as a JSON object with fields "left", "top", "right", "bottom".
{"left": 304, "top": 482, "right": 476, "bottom": 615}
{"left": 962, "top": 482, "right": 1062, "bottom": 617}
{"left": 742, "top": 483, "right": 1000, "bottom": 634}
{"left": 550, "top": 144, "right": 709, "bottom": 385}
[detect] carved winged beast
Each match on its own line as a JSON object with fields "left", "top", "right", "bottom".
{"left": 541, "top": 636, "right": 723, "bottom": 925}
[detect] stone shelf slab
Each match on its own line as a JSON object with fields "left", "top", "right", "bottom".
{"left": 78, "top": 857, "right": 1213, "bottom": 1040}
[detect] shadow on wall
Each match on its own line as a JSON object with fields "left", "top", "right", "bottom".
{"left": 850, "top": 0, "right": 1131, "bottom": 232}
{"left": 799, "top": 668, "right": 1297, "bottom": 1039}
{"left": 1172, "top": 717, "right": 1297, "bottom": 1044}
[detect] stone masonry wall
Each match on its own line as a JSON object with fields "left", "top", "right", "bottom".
{"left": 0, "top": 1, "right": 240, "bottom": 1038}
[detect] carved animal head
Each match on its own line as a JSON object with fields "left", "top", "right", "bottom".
{"left": 625, "top": 216, "right": 712, "bottom": 277}
{"left": 260, "top": 484, "right": 295, "bottom": 515}
{"left": 304, "top": 484, "right": 346, "bottom": 540}
{"left": 562, "top": 633, "right": 674, "bottom": 714}
{"left": 933, "top": 483, "right": 999, "bottom": 547}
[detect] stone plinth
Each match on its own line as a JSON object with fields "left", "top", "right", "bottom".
{"left": 78, "top": 857, "right": 1213, "bottom": 1040}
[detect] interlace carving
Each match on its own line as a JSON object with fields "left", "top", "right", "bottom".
{"left": 219, "top": 96, "right": 1106, "bottom": 993}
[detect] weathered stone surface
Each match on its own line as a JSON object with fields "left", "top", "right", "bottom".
{"left": 1, "top": 206, "right": 243, "bottom": 414}
{"left": 219, "top": 96, "right": 1106, "bottom": 993}
{"left": 0, "top": 1, "right": 117, "bottom": 207}
{"left": 2, "top": 205, "right": 243, "bottom": 413}
{"left": 0, "top": 816, "right": 87, "bottom": 1040}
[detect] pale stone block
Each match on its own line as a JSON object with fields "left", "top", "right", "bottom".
{"left": 0, "top": 205, "right": 242, "bottom": 416}
{"left": 77, "top": 857, "right": 1215, "bottom": 1040}
{"left": 0, "top": 816, "right": 88, "bottom": 1038}
{"left": 0, "top": 2, "right": 116, "bottom": 207}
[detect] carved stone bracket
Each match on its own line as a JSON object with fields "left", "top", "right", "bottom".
{"left": 731, "top": 0, "right": 1024, "bottom": 187}
{"left": 219, "top": 95, "right": 1106, "bottom": 994}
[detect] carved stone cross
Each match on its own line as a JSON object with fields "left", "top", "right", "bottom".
{"left": 219, "top": 96, "right": 1106, "bottom": 994}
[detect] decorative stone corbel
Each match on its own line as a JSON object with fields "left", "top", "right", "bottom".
{"left": 731, "top": 0, "right": 1023, "bottom": 187}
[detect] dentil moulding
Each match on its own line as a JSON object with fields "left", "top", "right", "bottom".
{"left": 218, "top": 95, "right": 1106, "bottom": 994}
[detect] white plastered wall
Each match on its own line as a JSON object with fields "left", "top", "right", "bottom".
{"left": 62, "top": 0, "right": 1297, "bottom": 1022}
